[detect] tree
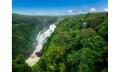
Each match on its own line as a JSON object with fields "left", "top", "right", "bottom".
{"left": 12, "top": 55, "right": 32, "bottom": 72}
{"left": 44, "top": 46, "right": 65, "bottom": 62}
{"left": 98, "top": 20, "right": 108, "bottom": 41}
{"left": 79, "top": 28, "right": 96, "bottom": 39}
{"left": 80, "top": 35, "right": 106, "bottom": 51}
{"left": 58, "top": 63, "right": 66, "bottom": 72}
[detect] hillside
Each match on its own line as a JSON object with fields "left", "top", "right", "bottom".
{"left": 12, "top": 12, "right": 108, "bottom": 72}
{"left": 12, "top": 14, "right": 59, "bottom": 59}
{"left": 33, "top": 12, "right": 108, "bottom": 72}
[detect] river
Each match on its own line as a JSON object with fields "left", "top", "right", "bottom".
{"left": 25, "top": 23, "right": 56, "bottom": 66}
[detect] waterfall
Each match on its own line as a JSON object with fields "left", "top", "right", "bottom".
{"left": 25, "top": 24, "right": 56, "bottom": 66}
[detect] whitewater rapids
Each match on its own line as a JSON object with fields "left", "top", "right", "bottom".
{"left": 25, "top": 24, "right": 56, "bottom": 66}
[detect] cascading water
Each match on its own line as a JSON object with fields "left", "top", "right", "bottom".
{"left": 25, "top": 24, "right": 56, "bottom": 66}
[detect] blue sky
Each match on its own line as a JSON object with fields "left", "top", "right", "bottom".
{"left": 13, "top": 0, "right": 108, "bottom": 15}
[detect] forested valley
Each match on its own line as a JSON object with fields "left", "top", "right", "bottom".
{"left": 12, "top": 12, "right": 108, "bottom": 72}
{"left": 12, "top": 14, "right": 59, "bottom": 59}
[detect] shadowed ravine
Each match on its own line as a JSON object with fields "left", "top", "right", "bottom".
{"left": 25, "top": 23, "right": 56, "bottom": 66}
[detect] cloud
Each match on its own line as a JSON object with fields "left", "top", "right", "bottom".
{"left": 65, "top": 9, "right": 80, "bottom": 13}
{"left": 104, "top": 8, "right": 108, "bottom": 12}
{"left": 66, "top": 10, "right": 73, "bottom": 13}
{"left": 89, "top": 8, "right": 97, "bottom": 12}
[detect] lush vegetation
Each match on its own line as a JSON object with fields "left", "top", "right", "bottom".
{"left": 12, "top": 12, "right": 108, "bottom": 72}
{"left": 12, "top": 55, "right": 32, "bottom": 72}
{"left": 12, "top": 14, "right": 58, "bottom": 59}
{"left": 33, "top": 12, "right": 108, "bottom": 72}
{"left": 12, "top": 14, "right": 59, "bottom": 72}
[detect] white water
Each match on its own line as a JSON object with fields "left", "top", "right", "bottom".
{"left": 25, "top": 24, "right": 56, "bottom": 66}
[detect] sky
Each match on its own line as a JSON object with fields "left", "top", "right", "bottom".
{"left": 12, "top": 0, "right": 108, "bottom": 15}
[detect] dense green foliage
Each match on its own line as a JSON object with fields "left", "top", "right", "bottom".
{"left": 12, "top": 14, "right": 58, "bottom": 59}
{"left": 32, "top": 12, "right": 108, "bottom": 72}
{"left": 12, "top": 14, "right": 59, "bottom": 72}
{"left": 12, "top": 55, "right": 32, "bottom": 72}
{"left": 12, "top": 12, "right": 108, "bottom": 72}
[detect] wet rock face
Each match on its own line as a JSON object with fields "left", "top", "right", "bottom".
{"left": 35, "top": 51, "right": 42, "bottom": 57}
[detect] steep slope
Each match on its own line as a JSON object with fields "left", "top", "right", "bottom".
{"left": 12, "top": 14, "right": 59, "bottom": 59}
{"left": 32, "top": 12, "right": 108, "bottom": 72}
{"left": 26, "top": 24, "right": 57, "bottom": 66}
{"left": 12, "top": 14, "right": 60, "bottom": 72}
